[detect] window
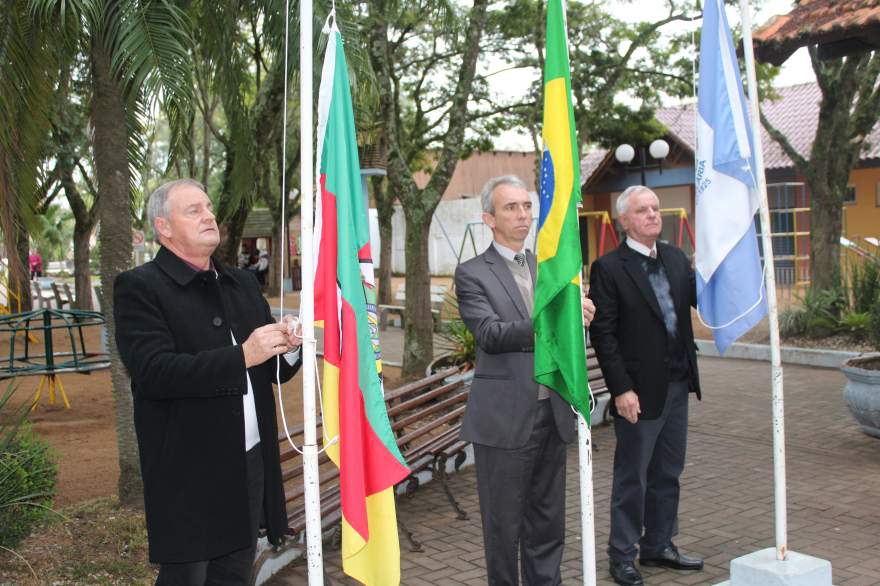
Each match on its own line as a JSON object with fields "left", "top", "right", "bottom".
{"left": 843, "top": 186, "right": 857, "bottom": 205}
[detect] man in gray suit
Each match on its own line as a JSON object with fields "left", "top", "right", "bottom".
{"left": 455, "top": 175, "right": 595, "bottom": 586}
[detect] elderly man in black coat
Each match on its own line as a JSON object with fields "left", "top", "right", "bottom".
{"left": 114, "top": 179, "right": 301, "bottom": 585}
{"left": 589, "top": 185, "right": 703, "bottom": 586}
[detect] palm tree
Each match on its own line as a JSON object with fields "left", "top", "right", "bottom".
{"left": 0, "top": 2, "right": 58, "bottom": 311}
{"left": 29, "top": 0, "right": 195, "bottom": 506}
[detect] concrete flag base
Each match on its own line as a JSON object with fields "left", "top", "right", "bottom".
{"left": 714, "top": 548, "right": 833, "bottom": 586}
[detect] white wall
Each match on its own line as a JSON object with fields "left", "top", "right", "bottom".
{"left": 376, "top": 192, "right": 541, "bottom": 276}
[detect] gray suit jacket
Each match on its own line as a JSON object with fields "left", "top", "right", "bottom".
{"left": 454, "top": 245, "right": 576, "bottom": 449}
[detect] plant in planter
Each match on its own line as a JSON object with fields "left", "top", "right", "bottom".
{"left": 429, "top": 292, "right": 476, "bottom": 376}
{"left": 841, "top": 296, "right": 880, "bottom": 437}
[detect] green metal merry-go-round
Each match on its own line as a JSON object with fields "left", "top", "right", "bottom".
{"left": 0, "top": 308, "right": 110, "bottom": 410}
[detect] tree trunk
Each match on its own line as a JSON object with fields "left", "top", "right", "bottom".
{"left": 373, "top": 175, "right": 394, "bottom": 306}
{"left": 72, "top": 223, "right": 93, "bottom": 310}
{"left": 402, "top": 207, "right": 433, "bottom": 378}
{"left": 0, "top": 146, "right": 32, "bottom": 313}
{"left": 12, "top": 228, "right": 32, "bottom": 312}
{"left": 217, "top": 203, "right": 249, "bottom": 267}
{"left": 268, "top": 224, "right": 282, "bottom": 295}
{"left": 91, "top": 42, "right": 143, "bottom": 508}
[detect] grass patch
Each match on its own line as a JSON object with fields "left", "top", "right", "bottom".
{"left": 0, "top": 497, "right": 155, "bottom": 585}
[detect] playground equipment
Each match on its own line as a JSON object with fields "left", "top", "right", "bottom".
{"left": 578, "top": 211, "right": 619, "bottom": 261}
{"left": 0, "top": 308, "right": 110, "bottom": 410}
{"left": 660, "top": 208, "right": 696, "bottom": 251}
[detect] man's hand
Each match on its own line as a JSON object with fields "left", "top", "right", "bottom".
{"left": 242, "top": 320, "right": 301, "bottom": 368}
{"left": 615, "top": 390, "right": 640, "bottom": 424}
{"left": 582, "top": 295, "right": 596, "bottom": 327}
{"left": 281, "top": 314, "right": 304, "bottom": 349}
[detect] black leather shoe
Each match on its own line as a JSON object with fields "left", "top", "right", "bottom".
{"left": 609, "top": 559, "right": 644, "bottom": 586}
{"left": 640, "top": 544, "right": 704, "bottom": 570}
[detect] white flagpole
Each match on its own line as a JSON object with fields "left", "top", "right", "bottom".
{"left": 576, "top": 274, "right": 596, "bottom": 586}
{"left": 577, "top": 414, "right": 597, "bottom": 586}
{"left": 739, "top": 0, "right": 788, "bottom": 561}
{"left": 297, "top": 0, "right": 326, "bottom": 581}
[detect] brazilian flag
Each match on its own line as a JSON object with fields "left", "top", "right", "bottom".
{"left": 534, "top": 0, "right": 590, "bottom": 417}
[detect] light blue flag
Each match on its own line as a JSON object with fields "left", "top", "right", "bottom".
{"left": 695, "top": 0, "right": 767, "bottom": 354}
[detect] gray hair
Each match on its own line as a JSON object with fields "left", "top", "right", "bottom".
{"left": 147, "top": 179, "right": 206, "bottom": 243}
{"left": 480, "top": 175, "right": 528, "bottom": 214}
{"left": 615, "top": 185, "right": 657, "bottom": 216}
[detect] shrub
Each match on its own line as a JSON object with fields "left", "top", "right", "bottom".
{"left": 870, "top": 300, "right": 880, "bottom": 350}
{"left": 850, "top": 261, "right": 880, "bottom": 314}
{"left": 436, "top": 293, "right": 476, "bottom": 367}
{"left": 839, "top": 312, "right": 871, "bottom": 339}
{"left": 779, "top": 307, "right": 808, "bottom": 338}
{"left": 0, "top": 383, "right": 58, "bottom": 549}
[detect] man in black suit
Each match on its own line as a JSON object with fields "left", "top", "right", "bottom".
{"left": 589, "top": 185, "right": 703, "bottom": 586}
{"left": 114, "top": 179, "right": 301, "bottom": 585}
{"left": 455, "top": 175, "right": 595, "bottom": 585}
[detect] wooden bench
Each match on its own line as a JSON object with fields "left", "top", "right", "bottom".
{"left": 51, "top": 282, "right": 71, "bottom": 309}
{"left": 377, "top": 304, "right": 441, "bottom": 331}
{"left": 274, "top": 346, "right": 611, "bottom": 558}
{"left": 276, "top": 367, "right": 471, "bottom": 553}
{"left": 586, "top": 343, "right": 613, "bottom": 424}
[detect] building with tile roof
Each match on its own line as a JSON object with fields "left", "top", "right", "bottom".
{"left": 579, "top": 82, "right": 880, "bottom": 282}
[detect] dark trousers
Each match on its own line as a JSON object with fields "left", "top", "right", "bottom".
{"left": 156, "top": 444, "right": 264, "bottom": 586}
{"left": 474, "top": 400, "right": 567, "bottom": 586}
{"left": 608, "top": 380, "right": 689, "bottom": 562}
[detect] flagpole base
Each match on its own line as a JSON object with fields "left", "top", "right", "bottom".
{"left": 714, "top": 548, "right": 832, "bottom": 586}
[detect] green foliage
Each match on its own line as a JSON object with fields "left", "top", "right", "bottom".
{"left": 436, "top": 293, "right": 476, "bottom": 367}
{"left": 870, "top": 300, "right": 880, "bottom": 350}
{"left": 0, "top": 382, "right": 58, "bottom": 549}
{"left": 839, "top": 312, "right": 871, "bottom": 339}
{"left": 850, "top": 261, "right": 880, "bottom": 314}
{"left": 779, "top": 307, "right": 808, "bottom": 338}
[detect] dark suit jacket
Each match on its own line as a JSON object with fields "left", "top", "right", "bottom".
{"left": 113, "top": 246, "right": 299, "bottom": 563}
{"left": 588, "top": 240, "right": 701, "bottom": 420}
{"left": 454, "top": 245, "right": 575, "bottom": 449}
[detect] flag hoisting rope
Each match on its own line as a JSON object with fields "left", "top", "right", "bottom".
{"left": 294, "top": 0, "right": 326, "bottom": 582}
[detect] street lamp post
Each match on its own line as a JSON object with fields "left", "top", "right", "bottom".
{"left": 614, "top": 139, "right": 670, "bottom": 186}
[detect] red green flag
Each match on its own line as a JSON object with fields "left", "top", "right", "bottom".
{"left": 314, "top": 22, "right": 410, "bottom": 586}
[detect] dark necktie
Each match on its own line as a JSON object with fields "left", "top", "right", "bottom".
{"left": 514, "top": 252, "right": 526, "bottom": 267}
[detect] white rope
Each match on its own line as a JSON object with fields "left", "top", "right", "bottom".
{"left": 274, "top": 0, "right": 338, "bottom": 456}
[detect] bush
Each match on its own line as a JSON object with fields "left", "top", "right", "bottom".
{"left": 850, "top": 261, "right": 880, "bottom": 314}
{"left": 779, "top": 307, "right": 808, "bottom": 338}
{"left": 0, "top": 383, "right": 58, "bottom": 549}
{"left": 436, "top": 293, "right": 476, "bottom": 367}
{"left": 870, "top": 300, "right": 880, "bottom": 350}
{"left": 839, "top": 312, "right": 871, "bottom": 339}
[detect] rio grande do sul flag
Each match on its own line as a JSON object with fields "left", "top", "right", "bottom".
{"left": 534, "top": 0, "right": 590, "bottom": 417}
{"left": 313, "top": 21, "right": 410, "bottom": 586}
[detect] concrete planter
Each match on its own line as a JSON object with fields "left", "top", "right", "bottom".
{"left": 841, "top": 353, "right": 880, "bottom": 438}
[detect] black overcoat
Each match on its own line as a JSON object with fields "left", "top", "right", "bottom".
{"left": 113, "top": 246, "right": 298, "bottom": 563}
{"left": 588, "top": 240, "right": 701, "bottom": 420}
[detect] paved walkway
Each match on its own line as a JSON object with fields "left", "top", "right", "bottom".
{"left": 270, "top": 357, "right": 880, "bottom": 586}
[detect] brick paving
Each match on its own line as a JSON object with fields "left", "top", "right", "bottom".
{"left": 270, "top": 357, "right": 880, "bottom": 585}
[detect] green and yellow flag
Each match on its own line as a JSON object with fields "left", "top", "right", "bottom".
{"left": 534, "top": 0, "right": 590, "bottom": 417}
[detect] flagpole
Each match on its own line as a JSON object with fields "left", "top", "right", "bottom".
{"left": 577, "top": 408, "right": 597, "bottom": 585}
{"left": 298, "top": 0, "right": 326, "bottom": 581}
{"left": 739, "top": 0, "right": 788, "bottom": 561}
